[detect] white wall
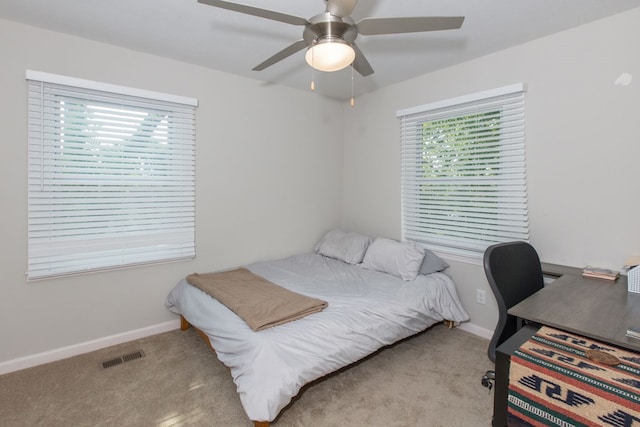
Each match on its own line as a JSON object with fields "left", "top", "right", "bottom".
{"left": 0, "top": 19, "right": 344, "bottom": 365}
{"left": 342, "top": 8, "right": 640, "bottom": 332}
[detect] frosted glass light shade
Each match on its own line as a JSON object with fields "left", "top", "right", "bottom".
{"left": 305, "top": 40, "right": 355, "bottom": 72}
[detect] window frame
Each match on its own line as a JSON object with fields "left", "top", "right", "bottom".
{"left": 26, "top": 70, "right": 198, "bottom": 280}
{"left": 397, "top": 83, "right": 529, "bottom": 260}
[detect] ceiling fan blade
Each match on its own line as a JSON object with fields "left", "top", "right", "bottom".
{"left": 351, "top": 43, "right": 374, "bottom": 77}
{"left": 326, "top": 0, "right": 358, "bottom": 18}
{"left": 357, "top": 16, "right": 464, "bottom": 35}
{"left": 197, "top": 0, "right": 308, "bottom": 26}
{"left": 252, "top": 40, "right": 308, "bottom": 71}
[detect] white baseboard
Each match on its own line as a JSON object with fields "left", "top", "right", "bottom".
{"left": 0, "top": 319, "right": 181, "bottom": 375}
{"left": 457, "top": 322, "right": 494, "bottom": 340}
{"left": 1, "top": 318, "right": 492, "bottom": 376}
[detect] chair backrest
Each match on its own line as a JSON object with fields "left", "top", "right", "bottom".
{"left": 484, "top": 241, "right": 544, "bottom": 363}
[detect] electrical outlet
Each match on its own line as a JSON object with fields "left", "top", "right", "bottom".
{"left": 476, "top": 289, "right": 486, "bottom": 305}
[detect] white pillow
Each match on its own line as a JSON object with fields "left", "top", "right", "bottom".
{"left": 361, "top": 238, "right": 426, "bottom": 281}
{"left": 314, "top": 229, "right": 371, "bottom": 264}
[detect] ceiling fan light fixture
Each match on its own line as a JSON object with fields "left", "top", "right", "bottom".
{"left": 305, "top": 37, "right": 355, "bottom": 72}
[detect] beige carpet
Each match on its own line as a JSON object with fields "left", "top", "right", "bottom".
{"left": 0, "top": 323, "right": 494, "bottom": 426}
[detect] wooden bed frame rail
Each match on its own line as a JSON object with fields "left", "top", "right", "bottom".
{"left": 180, "top": 314, "right": 456, "bottom": 426}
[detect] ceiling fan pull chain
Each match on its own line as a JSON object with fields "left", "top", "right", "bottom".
{"left": 310, "top": 46, "right": 315, "bottom": 91}
{"left": 350, "top": 64, "right": 355, "bottom": 107}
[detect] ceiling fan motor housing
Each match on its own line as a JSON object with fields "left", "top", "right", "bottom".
{"left": 304, "top": 12, "right": 358, "bottom": 47}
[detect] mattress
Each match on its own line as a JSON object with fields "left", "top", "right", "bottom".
{"left": 166, "top": 252, "right": 469, "bottom": 422}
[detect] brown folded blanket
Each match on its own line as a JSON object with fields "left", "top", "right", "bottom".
{"left": 186, "top": 268, "right": 328, "bottom": 331}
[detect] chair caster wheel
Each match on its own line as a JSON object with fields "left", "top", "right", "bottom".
{"left": 481, "top": 370, "right": 495, "bottom": 390}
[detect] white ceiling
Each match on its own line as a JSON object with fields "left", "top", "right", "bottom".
{"left": 2, "top": 0, "right": 640, "bottom": 100}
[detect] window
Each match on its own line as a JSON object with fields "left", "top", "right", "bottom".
{"left": 26, "top": 71, "right": 197, "bottom": 279}
{"left": 397, "top": 83, "right": 528, "bottom": 258}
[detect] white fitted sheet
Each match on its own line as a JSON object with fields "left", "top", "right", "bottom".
{"left": 166, "top": 252, "right": 469, "bottom": 422}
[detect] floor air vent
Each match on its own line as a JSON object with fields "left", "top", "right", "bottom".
{"left": 102, "top": 350, "right": 146, "bottom": 369}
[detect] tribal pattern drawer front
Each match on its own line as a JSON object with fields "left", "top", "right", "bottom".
{"left": 507, "top": 326, "right": 640, "bottom": 426}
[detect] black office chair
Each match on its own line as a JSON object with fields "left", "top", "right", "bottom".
{"left": 481, "top": 241, "right": 544, "bottom": 390}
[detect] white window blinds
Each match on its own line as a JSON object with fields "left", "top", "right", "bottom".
{"left": 398, "top": 84, "right": 529, "bottom": 258}
{"left": 26, "top": 71, "right": 197, "bottom": 279}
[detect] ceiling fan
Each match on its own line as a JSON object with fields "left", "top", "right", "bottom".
{"left": 197, "top": 0, "right": 465, "bottom": 77}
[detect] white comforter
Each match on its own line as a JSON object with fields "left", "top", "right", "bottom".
{"left": 166, "top": 253, "right": 469, "bottom": 422}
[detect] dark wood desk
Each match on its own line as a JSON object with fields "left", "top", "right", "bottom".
{"left": 493, "top": 272, "right": 640, "bottom": 426}
{"left": 508, "top": 273, "right": 640, "bottom": 352}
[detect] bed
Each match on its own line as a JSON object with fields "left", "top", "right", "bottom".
{"left": 166, "top": 231, "right": 469, "bottom": 426}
